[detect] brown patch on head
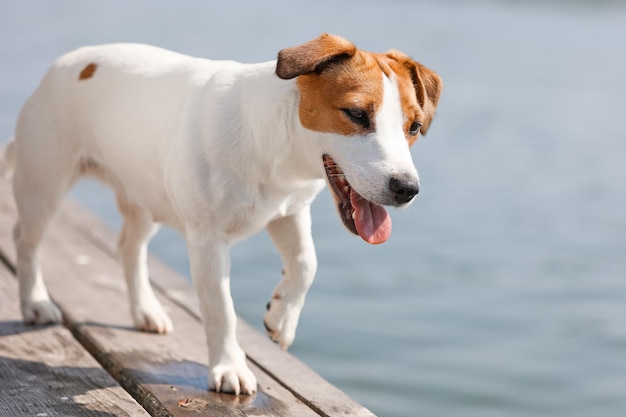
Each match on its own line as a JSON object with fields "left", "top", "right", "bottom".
{"left": 385, "top": 50, "right": 443, "bottom": 141}
{"left": 79, "top": 63, "right": 97, "bottom": 80}
{"left": 276, "top": 34, "right": 443, "bottom": 142}
{"left": 296, "top": 51, "right": 387, "bottom": 136}
{"left": 277, "top": 34, "right": 384, "bottom": 136}
{"left": 372, "top": 53, "right": 421, "bottom": 145}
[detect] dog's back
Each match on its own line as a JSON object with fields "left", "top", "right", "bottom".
{"left": 14, "top": 44, "right": 244, "bottom": 224}
{"left": 17, "top": 44, "right": 195, "bottom": 171}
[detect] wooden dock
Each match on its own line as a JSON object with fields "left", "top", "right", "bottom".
{"left": 0, "top": 176, "right": 376, "bottom": 417}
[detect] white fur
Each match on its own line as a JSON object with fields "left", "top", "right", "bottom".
{"left": 8, "top": 43, "right": 418, "bottom": 395}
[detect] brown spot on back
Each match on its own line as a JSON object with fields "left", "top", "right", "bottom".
{"left": 79, "top": 63, "right": 97, "bottom": 80}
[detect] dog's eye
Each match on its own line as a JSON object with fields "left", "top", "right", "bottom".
{"left": 342, "top": 108, "right": 371, "bottom": 129}
{"left": 408, "top": 121, "right": 422, "bottom": 136}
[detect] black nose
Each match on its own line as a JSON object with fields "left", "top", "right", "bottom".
{"left": 389, "top": 177, "right": 419, "bottom": 204}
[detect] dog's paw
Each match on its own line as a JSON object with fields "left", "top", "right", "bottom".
{"left": 131, "top": 300, "right": 173, "bottom": 334}
{"left": 263, "top": 298, "right": 302, "bottom": 349}
{"left": 209, "top": 357, "right": 257, "bottom": 395}
{"left": 21, "top": 299, "right": 63, "bottom": 325}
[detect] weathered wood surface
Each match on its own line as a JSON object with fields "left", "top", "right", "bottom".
{"left": 0, "top": 257, "right": 152, "bottom": 416}
{"left": 0, "top": 176, "right": 376, "bottom": 417}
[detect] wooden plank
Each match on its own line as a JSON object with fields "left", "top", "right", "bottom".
{"left": 0, "top": 261, "right": 152, "bottom": 417}
{"left": 57, "top": 198, "right": 378, "bottom": 417}
{"left": 0, "top": 178, "right": 320, "bottom": 417}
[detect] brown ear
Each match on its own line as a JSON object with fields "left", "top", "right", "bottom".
{"left": 386, "top": 50, "right": 443, "bottom": 135}
{"left": 276, "top": 33, "right": 357, "bottom": 80}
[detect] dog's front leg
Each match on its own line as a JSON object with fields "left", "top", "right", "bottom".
{"left": 264, "top": 205, "right": 317, "bottom": 349}
{"left": 187, "top": 239, "right": 257, "bottom": 395}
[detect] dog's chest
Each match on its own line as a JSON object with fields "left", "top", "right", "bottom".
{"left": 222, "top": 179, "right": 324, "bottom": 239}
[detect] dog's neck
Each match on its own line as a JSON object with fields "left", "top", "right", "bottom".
{"left": 233, "top": 61, "right": 326, "bottom": 184}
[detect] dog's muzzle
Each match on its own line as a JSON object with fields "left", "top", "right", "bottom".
{"left": 323, "top": 154, "right": 394, "bottom": 245}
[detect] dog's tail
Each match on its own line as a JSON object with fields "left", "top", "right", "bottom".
{"left": 1, "top": 139, "right": 15, "bottom": 178}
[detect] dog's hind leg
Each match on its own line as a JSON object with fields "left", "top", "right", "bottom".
{"left": 12, "top": 144, "right": 74, "bottom": 325}
{"left": 13, "top": 209, "right": 64, "bottom": 325}
{"left": 116, "top": 194, "right": 172, "bottom": 334}
{"left": 264, "top": 205, "right": 317, "bottom": 349}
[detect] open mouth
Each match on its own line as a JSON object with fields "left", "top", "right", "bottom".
{"left": 322, "top": 154, "right": 392, "bottom": 245}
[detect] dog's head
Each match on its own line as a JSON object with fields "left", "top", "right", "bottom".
{"left": 276, "top": 33, "right": 443, "bottom": 244}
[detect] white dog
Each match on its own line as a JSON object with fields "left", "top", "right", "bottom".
{"left": 6, "top": 34, "right": 442, "bottom": 395}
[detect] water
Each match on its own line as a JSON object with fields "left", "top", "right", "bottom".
{"left": 2, "top": 1, "right": 626, "bottom": 416}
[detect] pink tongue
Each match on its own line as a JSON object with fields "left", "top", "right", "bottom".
{"left": 350, "top": 190, "right": 392, "bottom": 244}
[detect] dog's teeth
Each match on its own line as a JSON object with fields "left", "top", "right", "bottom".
{"left": 352, "top": 210, "right": 356, "bottom": 219}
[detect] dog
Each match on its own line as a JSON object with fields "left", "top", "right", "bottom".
{"left": 6, "top": 33, "right": 442, "bottom": 395}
